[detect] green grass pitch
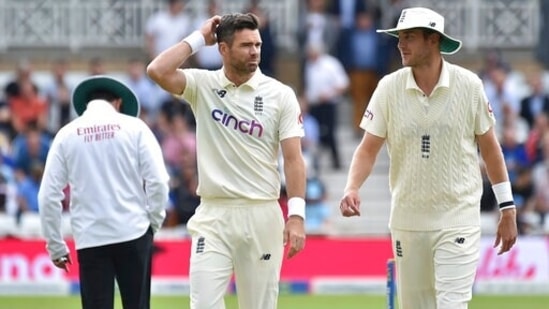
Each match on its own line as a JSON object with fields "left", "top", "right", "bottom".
{"left": 0, "top": 294, "right": 548, "bottom": 309}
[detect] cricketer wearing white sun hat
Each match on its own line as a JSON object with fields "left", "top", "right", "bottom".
{"left": 341, "top": 4, "right": 518, "bottom": 309}
{"left": 376, "top": 7, "right": 462, "bottom": 55}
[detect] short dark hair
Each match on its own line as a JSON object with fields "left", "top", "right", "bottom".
{"left": 215, "top": 13, "right": 259, "bottom": 45}
{"left": 88, "top": 90, "right": 120, "bottom": 103}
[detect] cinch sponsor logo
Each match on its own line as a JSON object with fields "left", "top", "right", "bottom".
{"left": 0, "top": 253, "right": 66, "bottom": 281}
{"left": 211, "top": 109, "right": 264, "bottom": 138}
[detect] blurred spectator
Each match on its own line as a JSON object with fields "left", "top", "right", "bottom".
{"left": 336, "top": 10, "right": 388, "bottom": 137}
{"left": 500, "top": 122, "right": 534, "bottom": 234}
{"left": 166, "top": 143, "right": 199, "bottom": 227}
{"left": 245, "top": 0, "right": 277, "bottom": 77}
{"left": 326, "top": 0, "right": 367, "bottom": 31}
{"left": 0, "top": 100, "right": 15, "bottom": 139}
{"left": 501, "top": 123, "right": 531, "bottom": 184}
{"left": 529, "top": 132, "right": 549, "bottom": 232}
{"left": 299, "top": 95, "right": 320, "bottom": 176}
{"left": 10, "top": 123, "right": 52, "bottom": 182}
{"left": 535, "top": 0, "right": 549, "bottom": 69}
{"left": 8, "top": 80, "right": 49, "bottom": 134}
{"left": 192, "top": 0, "right": 223, "bottom": 71}
{"left": 145, "top": 0, "right": 193, "bottom": 61}
{"left": 43, "top": 58, "right": 76, "bottom": 134}
{"left": 3, "top": 59, "right": 39, "bottom": 101}
{"left": 483, "top": 66, "right": 520, "bottom": 138}
{"left": 125, "top": 58, "right": 160, "bottom": 123}
{"left": 88, "top": 57, "right": 106, "bottom": 76}
{"left": 298, "top": 0, "right": 340, "bottom": 57}
{"left": 157, "top": 99, "right": 196, "bottom": 171}
{"left": 478, "top": 48, "right": 512, "bottom": 82}
{"left": 525, "top": 112, "right": 549, "bottom": 165}
{"left": 303, "top": 41, "right": 349, "bottom": 170}
{"left": 519, "top": 70, "right": 549, "bottom": 129}
{"left": 304, "top": 175, "right": 331, "bottom": 234}
{"left": 297, "top": 0, "right": 340, "bottom": 91}
{"left": 0, "top": 132, "right": 16, "bottom": 216}
{"left": 15, "top": 161, "right": 43, "bottom": 215}
{"left": 145, "top": 0, "right": 192, "bottom": 107}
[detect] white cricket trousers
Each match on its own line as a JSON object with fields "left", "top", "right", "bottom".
{"left": 390, "top": 226, "right": 481, "bottom": 309}
{"left": 186, "top": 199, "right": 285, "bottom": 309}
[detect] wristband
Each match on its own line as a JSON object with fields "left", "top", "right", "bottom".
{"left": 491, "top": 181, "right": 516, "bottom": 210}
{"left": 287, "top": 197, "right": 306, "bottom": 220}
{"left": 183, "top": 31, "right": 205, "bottom": 55}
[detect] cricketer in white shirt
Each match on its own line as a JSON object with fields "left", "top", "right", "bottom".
{"left": 146, "top": 13, "right": 307, "bottom": 309}
{"left": 177, "top": 68, "right": 304, "bottom": 308}
{"left": 341, "top": 7, "right": 517, "bottom": 309}
{"left": 178, "top": 68, "right": 304, "bottom": 200}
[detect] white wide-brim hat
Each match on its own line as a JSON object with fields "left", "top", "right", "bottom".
{"left": 376, "top": 7, "right": 462, "bottom": 55}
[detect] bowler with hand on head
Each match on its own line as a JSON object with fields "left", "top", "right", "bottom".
{"left": 147, "top": 12, "right": 307, "bottom": 309}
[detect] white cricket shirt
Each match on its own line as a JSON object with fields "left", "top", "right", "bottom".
{"left": 178, "top": 68, "right": 304, "bottom": 201}
{"left": 361, "top": 61, "right": 495, "bottom": 231}
{"left": 39, "top": 100, "right": 169, "bottom": 259}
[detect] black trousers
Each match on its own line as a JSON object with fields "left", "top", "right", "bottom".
{"left": 309, "top": 103, "right": 341, "bottom": 169}
{"left": 77, "top": 227, "right": 154, "bottom": 309}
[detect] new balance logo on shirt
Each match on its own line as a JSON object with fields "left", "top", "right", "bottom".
{"left": 212, "top": 89, "right": 227, "bottom": 98}
{"left": 260, "top": 253, "right": 271, "bottom": 261}
{"left": 395, "top": 240, "right": 403, "bottom": 257}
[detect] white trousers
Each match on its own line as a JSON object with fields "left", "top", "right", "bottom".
{"left": 391, "top": 226, "right": 481, "bottom": 309}
{"left": 186, "top": 200, "right": 284, "bottom": 309}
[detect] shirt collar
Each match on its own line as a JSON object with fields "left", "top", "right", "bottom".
{"left": 405, "top": 60, "right": 450, "bottom": 92}
{"left": 218, "top": 67, "right": 263, "bottom": 90}
{"left": 84, "top": 99, "right": 117, "bottom": 114}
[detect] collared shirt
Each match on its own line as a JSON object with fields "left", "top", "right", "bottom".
{"left": 177, "top": 68, "right": 304, "bottom": 201}
{"left": 361, "top": 61, "right": 495, "bottom": 231}
{"left": 145, "top": 10, "right": 193, "bottom": 58}
{"left": 304, "top": 54, "right": 349, "bottom": 105}
{"left": 39, "top": 100, "right": 169, "bottom": 259}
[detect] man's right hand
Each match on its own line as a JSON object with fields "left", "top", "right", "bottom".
{"left": 340, "top": 190, "right": 361, "bottom": 217}
{"left": 53, "top": 254, "right": 72, "bottom": 273}
{"left": 200, "top": 15, "right": 222, "bottom": 46}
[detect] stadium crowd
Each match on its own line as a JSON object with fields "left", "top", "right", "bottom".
{"left": 0, "top": 0, "right": 548, "bottom": 238}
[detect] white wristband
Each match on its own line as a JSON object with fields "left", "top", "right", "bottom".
{"left": 287, "top": 197, "right": 306, "bottom": 220}
{"left": 183, "top": 31, "right": 205, "bottom": 55}
{"left": 491, "top": 181, "right": 515, "bottom": 210}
